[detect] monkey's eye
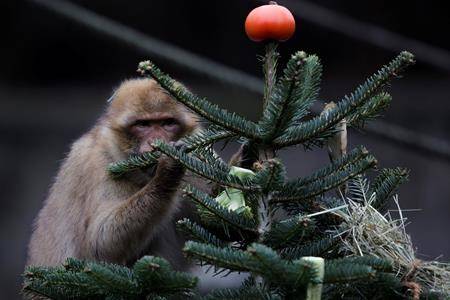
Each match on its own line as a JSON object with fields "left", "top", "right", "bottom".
{"left": 161, "top": 118, "right": 180, "bottom": 132}
{"left": 133, "top": 120, "right": 151, "bottom": 127}
{"left": 161, "top": 118, "right": 178, "bottom": 126}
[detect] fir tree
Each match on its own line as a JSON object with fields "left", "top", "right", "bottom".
{"left": 23, "top": 3, "right": 449, "bottom": 300}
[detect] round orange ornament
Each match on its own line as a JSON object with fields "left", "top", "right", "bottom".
{"left": 245, "top": 2, "right": 296, "bottom": 42}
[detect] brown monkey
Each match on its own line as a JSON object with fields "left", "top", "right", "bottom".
{"left": 27, "top": 78, "right": 199, "bottom": 269}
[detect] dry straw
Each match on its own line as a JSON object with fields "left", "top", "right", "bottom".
{"left": 330, "top": 177, "right": 449, "bottom": 297}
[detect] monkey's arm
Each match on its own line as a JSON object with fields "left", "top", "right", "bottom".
{"left": 87, "top": 157, "right": 185, "bottom": 263}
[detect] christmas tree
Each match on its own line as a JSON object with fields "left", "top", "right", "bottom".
{"left": 23, "top": 2, "right": 449, "bottom": 299}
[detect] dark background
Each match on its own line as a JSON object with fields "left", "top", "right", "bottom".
{"left": 1, "top": 1, "right": 449, "bottom": 298}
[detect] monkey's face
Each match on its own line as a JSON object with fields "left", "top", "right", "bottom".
{"left": 106, "top": 78, "right": 198, "bottom": 156}
{"left": 128, "top": 112, "right": 183, "bottom": 153}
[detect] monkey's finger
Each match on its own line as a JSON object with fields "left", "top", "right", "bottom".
{"left": 170, "top": 140, "right": 189, "bottom": 152}
{"left": 144, "top": 164, "right": 157, "bottom": 177}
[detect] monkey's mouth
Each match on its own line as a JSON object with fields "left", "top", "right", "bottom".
{"left": 129, "top": 146, "right": 149, "bottom": 156}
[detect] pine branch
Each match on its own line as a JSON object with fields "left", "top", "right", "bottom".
{"left": 176, "top": 218, "right": 227, "bottom": 248}
{"left": 357, "top": 273, "right": 404, "bottom": 298}
{"left": 64, "top": 257, "right": 87, "bottom": 272}
{"left": 108, "top": 127, "right": 233, "bottom": 178}
{"left": 329, "top": 256, "right": 393, "bottom": 272}
{"left": 190, "top": 145, "right": 230, "bottom": 174}
{"left": 273, "top": 155, "right": 377, "bottom": 202}
{"left": 251, "top": 158, "right": 286, "bottom": 193}
{"left": 183, "top": 185, "right": 258, "bottom": 234}
{"left": 263, "top": 216, "right": 317, "bottom": 249}
{"left": 281, "top": 236, "right": 339, "bottom": 260}
{"left": 182, "top": 126, "right": 237, "bottom": 152}
{"left": 284, "top": 146, "right": 369, "bottom": 190}
{"left": 322, "top": 258, "right": 400, "bottom": 297}
{"left": 22, "top": 13, "right": 423, "bottom": 297}
{"left": 346, "top": 92, "right": 392, "bottom": 128}
{"left": 108, "top": 151, "right": 160, "bottom": 178}
{"left": 183, "top": 241, "right": 256, "bottom": 273}
{"left": 132, "top": 256, "right": 197, "bottom": 296}
{"left": 321, "top": 272, "right": 403, "bottom": 300}
{"left": 347, "top": 175, "right": 373, "bottom": 203}
{"left": 259, "top": 52, "right": 322, "bottom": 140}
{"left": 23, "top": 265, "right": 97, "bottom": 300}
{"left": 203, "top": 286, "right": 282, "bottom": 300}
{"left": 138, "top": 60, "right": 261, "bottom": 139}
{"left": 23, "top": 256, "right": 197, "bottom": 300}
{"left": 24, "top": 264, "right": 136, "bottom": 299}
{"left": 324, "top": 261, "right": 376, "bottom": 283}
{"left": 183, "top": 242, "right": 314, "bottom": 288}
{"left": 248, "top": 243, "right": 316, "bottom": 288}
{"left": 82, "top": 263, "right": 138, "bottom": 297}
{"left": 282, "top": 54, "right": 322, "bottom": 128}
{"left": 259, "top": 51, "right": 306, "bottom": 138}
{"left": 154, "top": 140, "right": 258, "bottom": 191}
{"left": 273, "top": 51, "right": 415, "bottom": 148}
{"left": 370, "top": 167, "right": 409, "bottom": 209}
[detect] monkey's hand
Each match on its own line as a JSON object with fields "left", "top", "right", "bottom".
{"left": 170, "top": 140, "right": 189, "bottom": 153}
{"left": 152, "top": 141, "right": 187, "bottom": 186}
{"left": 143, "top": 140, "right": 187, "bottom": 178}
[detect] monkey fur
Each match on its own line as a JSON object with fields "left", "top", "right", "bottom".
{"left": 27, "top": 78, "right": 200, "bottom": 269}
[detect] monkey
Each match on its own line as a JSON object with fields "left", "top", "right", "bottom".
{"left": 27, "top": 78, "right": 200, "bottom": 269}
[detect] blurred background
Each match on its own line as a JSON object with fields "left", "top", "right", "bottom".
{"left": 1, "top": 0, "right": 449, "bottom": 298}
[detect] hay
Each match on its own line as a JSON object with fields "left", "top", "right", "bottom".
{"left": 330, "top": 177, "right": 450, "bottom": 296}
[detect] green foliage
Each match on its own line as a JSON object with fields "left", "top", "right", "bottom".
{"left": 273, "top": 153, "right": 377, "bottom": 202}
{"left": 284, "top": 145, "right": 369, "bottom": 189}
{"left": 132, "top": 256, "right": 197, "bottom": 296}
{"left": 177, "top": 218, "right": 227, "bottom": 248}
{"left": 108, "top": 126, "right": 233, "bottom": 178}
{"left": 259, "top": 51, "right": 322, "bottom": 140}
{"left": 202, "top": 285, "right": 282, "bottom": 300}
{"left": 191, "top": 145, "right": 230, "bottom": 174}
{"left": 328, "top": 256, "right": 393, "bottom": 272}
{"left": 263, "top": 216, "right": 317, "bottom": 249}
{"left": 137, "top": 60, "right": 261, "bottom": 139}
{"left": 183, "top": 241, "right": 255, "bottom": 273}
{"left": 23, "top": 256, "right": 197, "bottom": 299}
{"left": 108, "top": 151, "right": 159, "bottom": 178}
{"left": 281, "top": 236, "right": 339, "bottom": 260}
{"left": 346, "top": 92, "right": 392, "bottom": 128}
{"left": 184, "top": 242, "right": 397, "bottom": 298}
{"left": 370, "top": 167, "right": 409, "bottom": 209}
{"left": 251, "top": 158, "right": 286, "bottom": 193}
{"left": 109, "top": 52, "right": 413, "bottom": 177}
{"left": 183, "top": 185, "right": 258, "bottom": 236}
{"left": 182, "top": 126, "right": 237, "bottom": 150}
{"left": 273, "top": 51, "right": 415, "bottom": 148}
{"left": 322, "top": 272, "right": 404, "bottom": 300}
{"left": 324, "top": 261, "right": 376, "bottom": 283}
{"left": 153, "top": 140, "right": 257, "bottom": 190}
{"left": 24, "top": 47, "right": 427, "bottom": 300}
{"left": 183, "top": 242, "right": 315, "bottom": 291}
